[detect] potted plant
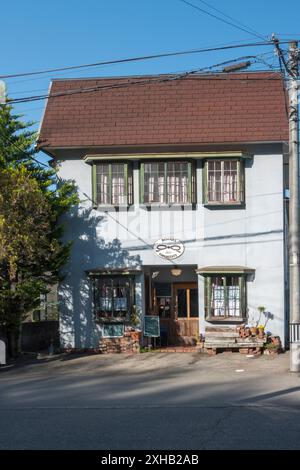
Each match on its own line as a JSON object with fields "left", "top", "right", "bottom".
{"left": 256, "top": 306, "right": 265, "bottom": 326}
{"left": 258, "top": 325, "right": 265, "bottom": 338}
{"left": 265, "top": 342, "right": 280, "bottom": 356}
{"left": 129, "top": 305, "right": 141, "bottom": 342}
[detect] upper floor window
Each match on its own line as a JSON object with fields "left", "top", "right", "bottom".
{"left": 203, "top": 159, "right": 244, "bottom": 205}
{"left": 141, "top": 161, "right": 195, "bottom": 204}
{"left": 93, "top": 162, "right": 133, "bottom": 206}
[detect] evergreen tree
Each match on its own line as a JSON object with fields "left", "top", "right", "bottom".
{"left": 0, "top": 103, "right": 78, "bottom": 354}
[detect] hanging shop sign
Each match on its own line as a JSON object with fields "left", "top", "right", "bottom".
{"left": 154, "top": 238, "right": 185, "bottom": 260}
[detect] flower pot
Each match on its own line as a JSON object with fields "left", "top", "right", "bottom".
{"left": 250, "top": 327, "right": 258, "bottom": 336}
{"left": 258, "top": 328, "right": 265, "bottom": 338}
{"left": 130, "top": 332, "right": 140, "bottom": 342}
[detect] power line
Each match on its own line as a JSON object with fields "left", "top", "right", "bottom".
{"left": 8, "top": 56, "right": 281, "bottom": 104}
{"left": 192, "top": 0, "right": 266, "bottom": 40}
{"left": 6, "top": 51, "right": 275, "bottom": 101}
{"left": 0, "top": 39, "right": 286, "bottom": 81}
{"left": 178, "top": 0, "right": 266, "bottom": 41}
{"left": 7, "top": 70, "right": 284, "bottom": 106}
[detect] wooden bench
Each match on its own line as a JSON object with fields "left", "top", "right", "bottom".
{"left": 204, "top": 327, "right": 266, "bottom": 354}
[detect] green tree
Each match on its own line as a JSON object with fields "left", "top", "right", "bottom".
{"left": 0, "top": 103, "right": 78, "bottom": 354}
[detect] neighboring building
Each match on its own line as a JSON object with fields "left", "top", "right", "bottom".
{"left": 25, "top": 285, "right": 59, "bottom": 322}
{"left": 38, "top": 71, "right": 289, "bottom": 351}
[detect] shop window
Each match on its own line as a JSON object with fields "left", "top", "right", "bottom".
{"left": 93, "top": 276, "right": 134, "bottom": 322}
{"left": 205, "top": 275, "right": 246, "bottom": 319}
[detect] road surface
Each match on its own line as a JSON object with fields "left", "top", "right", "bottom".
{"left": 1, "top": 351, "right": 300, "bottom": 449}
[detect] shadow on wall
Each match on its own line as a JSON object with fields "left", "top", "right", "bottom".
{"left": 59, "top": 205, "right": 142, "bottom": 349}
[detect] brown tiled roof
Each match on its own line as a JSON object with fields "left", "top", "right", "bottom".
{"left": 38, "top": 72, "right": 288, "bottom": 149}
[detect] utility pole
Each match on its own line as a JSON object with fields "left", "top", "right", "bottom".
{"left": 288, "top": 40, "right": 300, "bottom": 372}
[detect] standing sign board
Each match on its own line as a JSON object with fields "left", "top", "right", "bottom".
{"left": 144, "top": 316, "right": 160, "bottom": 337}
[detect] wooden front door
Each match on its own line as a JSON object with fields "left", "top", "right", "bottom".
{"left": 172, "top": 283, "right": 199, "bottom": 343}
{"left": 152, "top": 282, "right": 199, "bottom": 346}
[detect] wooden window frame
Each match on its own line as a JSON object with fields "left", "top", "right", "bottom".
{"left": 203, "top": 158, "right": 244, "bottom": 206}
{"left": 174, "top": 283, "right": 198, "bottom": 320}
{"left": 92, "top": 161, "right": 133, "bottom": 207}
{"left": 204, "top": 274, "right": 246, "bottom": 322}
{"left": 140, "top": 160, "right": 196, "bottom": 205}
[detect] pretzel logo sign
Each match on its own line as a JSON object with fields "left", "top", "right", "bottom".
{"left": 154, "top": 238, "right": 185, "bottom": 260}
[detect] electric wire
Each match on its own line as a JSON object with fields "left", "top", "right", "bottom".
{"left": 178, "top": 0, "right": 266, "bottom": 41}
{"left": 191, "top": 0, "right": 266, "bottom": 40}
{"left": 0, "top": 39, "right": 289, "bottom": 81}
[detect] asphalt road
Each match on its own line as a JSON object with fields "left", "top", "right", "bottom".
{"left": 1, "top": 351, "right": 300, "bottom": 450}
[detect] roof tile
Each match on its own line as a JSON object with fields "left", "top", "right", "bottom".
{"left": 38, "top": 72, "right": 288, "bottom": 148}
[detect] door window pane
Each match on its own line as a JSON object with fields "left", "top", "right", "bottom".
{"left": 189, "top": 288, "right": 198, "bottom": 318}
{"left": 177, "top": 288, "right": 187, "bottom": 318}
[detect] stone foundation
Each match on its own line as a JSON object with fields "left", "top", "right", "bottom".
{"left": 99, "top": 330, "right": 141, "bottom": 354}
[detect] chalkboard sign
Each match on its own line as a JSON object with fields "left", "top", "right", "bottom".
{"left": 154, "top": 283, "right": 172, "bottom": 297}
{"left": 144, "top": 316, "right": 160, "bottom": 337}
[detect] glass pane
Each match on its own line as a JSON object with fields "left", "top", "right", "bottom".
{"left": 166, "top": 161, "right": 189, "bottom": 204}
{"left": 158, "top": 297, "right": 171, "bottom": 318}
{"left": 226, "top": 276, "right": 240, "bottom": 316}
{"left": 189, "top": 288, "right": 198, "bottom": 318}
{"left": 111, "top": 163, "right": 126, "bottom": 205}
{"left": 223, "top": 160, "right": 238, "bottom": 202}
{"left": 177, "top": 289, "right": 187, "bottom": 318}
{"left": 207, "top": 160, "right": 238, "bottom": 203}
{"left": 144, "top": 162, "right": 165, "bottom": 203}
{"left": 208, "top": 160, "right": 221, "bottom": 202}
{"left": 96, "top": 163, "right": 110, "bottom": 204}
{"left": 95, "top": 277, "right": 131, "bottom": 319}
{"left": 211, "top": 276, "right": 225, "bottom": 317}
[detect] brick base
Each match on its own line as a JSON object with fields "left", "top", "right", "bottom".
{"left": 99, "top": 330, "right": 141, "bottom": 354}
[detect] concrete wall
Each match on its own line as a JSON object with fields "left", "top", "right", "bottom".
{"left": 54, "top": 145, "right": 286, "bottom": 348}
{"left": 21, "top": 321, "right": 59, "bottom": 352}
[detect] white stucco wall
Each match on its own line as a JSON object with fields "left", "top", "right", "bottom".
{"left": 54, "top": 146, "right": 286, "bottom": 349}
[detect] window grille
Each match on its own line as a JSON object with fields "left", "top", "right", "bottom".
{"left": 205, "top": 275, "right": 245, "bottom": 318}
{"left": 93, "top": 276, "right": 134, "bottom": 321}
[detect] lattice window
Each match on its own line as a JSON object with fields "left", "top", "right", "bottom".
{"left": 141, "top": 161, "right": 195, "bottom": 204}
{"left": 205, "top": 275, "right": 245, "bottom": 318}
{"left": 93, "top": 162, "right": 132, "bottom": 206}
{"left": 93, "top": 276, "right": 134, "bottom": 321}
{"left": 205, "top": 159, "right": 243, "bottom": 204}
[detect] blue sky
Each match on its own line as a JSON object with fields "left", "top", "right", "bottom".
{"left": 2, "top": 0, "right": 299, "bottom": 158}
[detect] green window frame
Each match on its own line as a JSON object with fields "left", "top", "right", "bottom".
{"left": 204, "top": 274, "right": 246, "bottom": 320}
{"left": 92, "top": 162, "right": 133, "bottom": 206}
{"left": 140, "top": 161, "right": 196, "bottom": 205}
{"left": 203, "top": 159, "right": 244, "bottom": 205}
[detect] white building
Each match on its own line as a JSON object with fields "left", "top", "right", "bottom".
{"left": 38, "top": 71, "right": 289, "bottom": 351}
